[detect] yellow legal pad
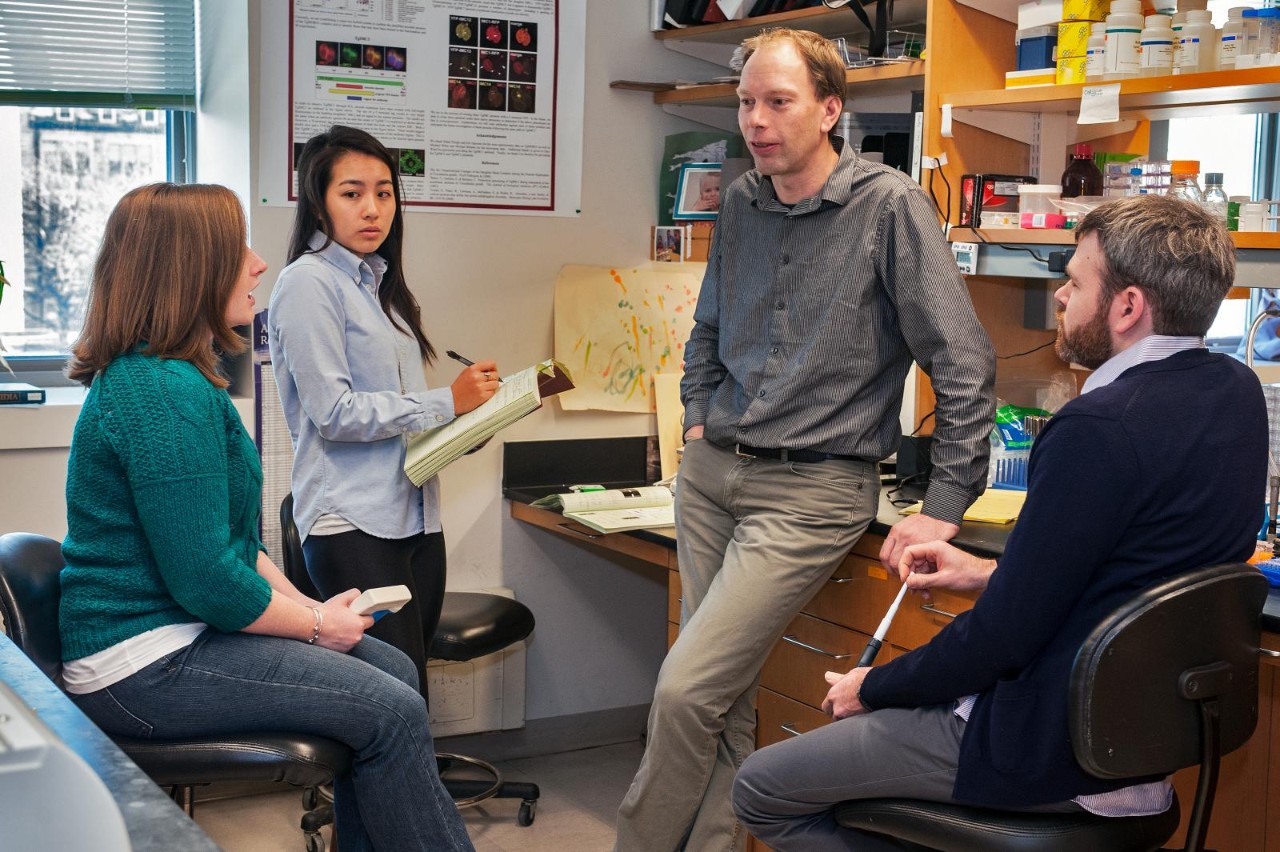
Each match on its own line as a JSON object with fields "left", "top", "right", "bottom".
{"left": 899, "top": 488, "right": 1028, "bottom": 524}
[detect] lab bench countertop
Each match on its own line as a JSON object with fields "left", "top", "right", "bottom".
{"left": 504, "top": 483, "right": 1280, "bottom": 635}
{"left": 0, "top": 633, "right": 221, "bottom": 851}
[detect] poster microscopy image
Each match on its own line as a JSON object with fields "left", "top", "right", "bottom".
{"left": 511, "top": 21, "right": 537, "bottom": 51}
{"left": 509, "top": 84, "right": 536, "bottom": 113}
{"left": 339, "top": 43, "right": 360, "bottom": 67}
{"left": 448, "top": 78, "right": 476, "bottom": 109}
{"left": 399, "top": 148, "right": 426, "bottom": 177}
{"left": 478, "top": 80, "right": 507, "bottom": 111}
{"left": 478, "top": 49, "right": 507, "bottom": 81}
{"left": 479, "top": 18, "right": 508, "bottom": 50}
{"left": 362, "top": 45, "right": 384, "bottom": 69}
{"left": 448, "top": 48, "right": 476, "bottom": 78}
{"left": 316, "top": 41, "right": 338, "bottom": 66}
{"left": 385, "top": 46, "right": 407, "bottom": 72}
{"left": 509, "top": 52, "right": 536, "bottom": 83}
{"left": 449, "top": 16, "right": 477, "bottom": 46}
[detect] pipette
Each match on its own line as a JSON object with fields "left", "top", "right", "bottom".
{"left": 855, "top": 581, "right": 910, "bottom": 667}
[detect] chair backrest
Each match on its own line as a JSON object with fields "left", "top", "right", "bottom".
{"left": 1069, "top": 562, "right": 1268, "bottom": 780}
{"left": 278, "top": 493, "right": 322, "bottom": 601}
{"left": 0, "top": 532, "right": 67, "bottom": 683}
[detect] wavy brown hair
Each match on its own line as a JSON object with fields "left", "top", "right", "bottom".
{"left": 67, "top": 183, "right": 248, "bottom": 388}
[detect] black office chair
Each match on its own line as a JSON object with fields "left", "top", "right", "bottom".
{"left": 833, "top": 562, "right": 1269, "bottom": 852}
{"left": 280, "top": 494, "right": 541, "bottom": 826}
{"left": 0, "top": 532, "right": 351, "bottom": 852}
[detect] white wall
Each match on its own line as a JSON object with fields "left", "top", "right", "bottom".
{"left": 246, "top": 0, "right": 721, "bottom": 720}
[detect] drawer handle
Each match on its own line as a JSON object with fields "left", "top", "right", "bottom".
{"left": 1261, "top": 648, "right": 1280, "bottom": 658}
{"left": 920, "top": 602, "right": 959, "bottom": 620}
{"left": 782, "top": 634, "right": 851, "bottom": 660}
{"left": 827, "top": 575, "right": 854, "bottom": 584}
{"left": 780, "top": 723, "right": 805, "bottom": 738}
{"left": 556, "top": 522, "right": 603, "bottom": 540}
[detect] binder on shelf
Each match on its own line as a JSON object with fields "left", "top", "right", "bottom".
{"left": 403, "top": 360, "right": 574, "bottom": 486}
{"left": 0, "top": 382, "right": 46, "bottom": 405}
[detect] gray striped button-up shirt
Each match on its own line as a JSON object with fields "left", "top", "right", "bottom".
{"left": 681, "top": 141, "right": 996, "bottom": 525}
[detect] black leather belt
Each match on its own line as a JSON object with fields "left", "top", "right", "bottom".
{"left": 732, "top": 443, "right": 865, "bottom": 464}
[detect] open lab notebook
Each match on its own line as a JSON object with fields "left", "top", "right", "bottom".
{"left": 404, "top": 360, "right": 573, "bottom": 486}
{"left": 532, "top": 485, "right": 675, "bottom": 533}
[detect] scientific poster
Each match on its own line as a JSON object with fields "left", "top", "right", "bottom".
{"left": 261, "top": 0, "right": 584, "bottom": 215}
{"left": 553, "top": 264, "right": 705, "bottom": 413}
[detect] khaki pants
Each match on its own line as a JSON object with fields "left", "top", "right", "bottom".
{"left": 615, "top": 439, "right": 878, "bottom": 852}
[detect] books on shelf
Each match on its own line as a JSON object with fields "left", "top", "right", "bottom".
{"left": 0, "top": 382, "right": 46, "bottom": 405}
{"left": 403, "top": 360, "right": 573, "bottom": 487}
{"left": 532, "top": 485, "right": 675, "bottom": 533}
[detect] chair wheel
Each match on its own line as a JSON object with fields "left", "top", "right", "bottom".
{"left": 305, "top": 831, "right": 325, "bottom": 852}
{"left": 518, "top": 800, "right": 536, "bottom": 826}
{"left": 302, "top": 787, "right": 318, "bottom": 810}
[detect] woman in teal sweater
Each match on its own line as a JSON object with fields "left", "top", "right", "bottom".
{"left": 59, "top": 183, "right": 473, "bottom": 852}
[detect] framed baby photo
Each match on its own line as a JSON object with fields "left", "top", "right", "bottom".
{"left": 673, "top": 162, "right": 721, "bottom": 221}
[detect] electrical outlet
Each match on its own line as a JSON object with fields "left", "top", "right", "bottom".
{"left": 951, "top": 241, "right": 978, "bottom": 275}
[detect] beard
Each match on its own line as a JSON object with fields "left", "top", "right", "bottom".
{"left": 1055, "top": 301, "right": 1112, "bottom": 369}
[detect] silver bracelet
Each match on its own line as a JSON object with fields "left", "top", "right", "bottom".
{"left": 307, "top": 606, "right": 324, "bottom": 644}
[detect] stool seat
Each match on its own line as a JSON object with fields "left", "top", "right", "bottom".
{"left": 432, "top": 592, "right": 535, "bottom": 661}
{"left": 116, "top": 731, "right": 352, "bottom": 788}
{"left": 834, "top": 797, "right": 1181, "bottom": 852}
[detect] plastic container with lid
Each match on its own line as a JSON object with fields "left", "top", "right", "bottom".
{"left": 1140, "top": 14, "right": 1176, "bottom": 75}
{"left": 1258, "top": 7, "right": 1280, "bottom": 55}
{"left": 1244, "top": 7, "right": 1262, "bottom": 55}
{"left": 1169, "top": 159, "right": 1205, "bottom": 203}
{"left": 1104, "top": 0, "right": 1144, "bottom": 78}
{"left": 1220, "top": 7, "right": 1247, "bottom": 68}
{"left": 1086, "top": 22, "right": 1108, "bottom": 80}
{"left": 1019, "top": 184, "right": 1066, "bottom": 228}
{"left": 1178, "top": 9, "right": 1217, "bottom": 72}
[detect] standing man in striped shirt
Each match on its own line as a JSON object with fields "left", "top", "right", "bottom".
{"left": 615, "top": 28, "right": 995, "bottom": 852}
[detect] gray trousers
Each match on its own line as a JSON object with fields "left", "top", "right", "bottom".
{"left": 614, "top": 439, "right": 877, "bottom": 852}
{"left": 733, "top": 703, "right": 1084, "bottom": 851}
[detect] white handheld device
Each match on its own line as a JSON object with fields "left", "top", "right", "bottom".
{"left": 349, "top": 585, "right": 413, "bottom": 620}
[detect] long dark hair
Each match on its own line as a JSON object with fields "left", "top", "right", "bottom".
{"left": 287, "top": 125, "right": 435, "bottom": 362}
{"left": 69, "top": 183, "right": 247, "bottom": 387}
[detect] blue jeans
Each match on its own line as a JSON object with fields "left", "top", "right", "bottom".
{"left": 72, "top": 630, "right": 473, "bottom": 852}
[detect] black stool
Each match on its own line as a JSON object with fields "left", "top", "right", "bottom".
{"left": 433, "top": 592, "right": 541, "bottom": 826}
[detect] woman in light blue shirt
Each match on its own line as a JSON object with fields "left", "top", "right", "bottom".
{"left": 268, "top": 125, "right": 499, "bottom": 692}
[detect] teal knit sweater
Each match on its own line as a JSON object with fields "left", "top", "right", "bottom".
{"left": 59, "top": 352, "right": 273, "bottom": 661}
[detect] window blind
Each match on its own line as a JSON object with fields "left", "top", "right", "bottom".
{"left": 0, "top": 0, "right": 195, "bottom": 109}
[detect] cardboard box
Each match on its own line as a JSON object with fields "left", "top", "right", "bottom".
{"left": 1006, "top": 68, "right": 1057, "bottom": 88}
{"left": 1056, "top": 21, "right": 1092, "bottom": 58}
{"left": 1062, "top": 0, "right": 1107, "bottom": 20}
{"left": 1056, "top": 55, "right": 1088, "bottom": 84}
{"left": 959, "top": 174, "right": 1039, "bottom": 227}
{"left": 1017, "top": 0, "right": 1064, "bottom": 30}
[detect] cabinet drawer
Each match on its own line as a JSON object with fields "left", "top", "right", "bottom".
{"left": 668, "top": 568, "right": 682, "bottom": 625}
{"left": 760, "top": 612, "right": 887, "bottom": 710}
{"left": 757, "top": 686, "right": 831, "bottom": 749}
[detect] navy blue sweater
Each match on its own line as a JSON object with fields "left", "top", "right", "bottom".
{"left": 861, "top": 349, "right": 1268, "bottom": 807}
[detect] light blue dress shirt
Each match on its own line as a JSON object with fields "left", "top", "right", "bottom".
{"left": 267, "top": 233, "right": 455, "bottom": 541}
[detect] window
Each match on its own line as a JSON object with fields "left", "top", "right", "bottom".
{"left": 0, "top": 0, "right": 195, "bottom": 374}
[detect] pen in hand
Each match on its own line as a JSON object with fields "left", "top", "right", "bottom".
{"left": 447, "top": 349, "right": 502, "bottom": 383}
{"left": 855, "top": 581, "right": 910, "bottom": 667}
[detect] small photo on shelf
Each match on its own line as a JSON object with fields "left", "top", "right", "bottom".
{"left": 673, "top": 162, "right": 721, "bottom": 221}
{"left": 653, "top": 225, "right": 685, "bottom": 263}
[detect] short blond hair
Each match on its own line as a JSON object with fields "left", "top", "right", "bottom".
{"left": 741, "top": 28, "right": 847, "bottom": 106}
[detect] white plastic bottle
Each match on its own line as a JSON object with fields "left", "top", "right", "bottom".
{"left": 1171, "top": 11, "right": 1187, "bottom": 72}
{"left": 1140, "top": 14, "right": 1176, "bottom": 75}
{"left": 1179, "top": 10, "right": 1218, "bottom": 73}
{"left": 1086, "top": 22, "right": 1108, "bottom": 80}
{"left": 1105, "top": 0, "right": 1145, "bottom": 79}
{"left": 1220, "top": 7, "right": 1247, "bottom": 69}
